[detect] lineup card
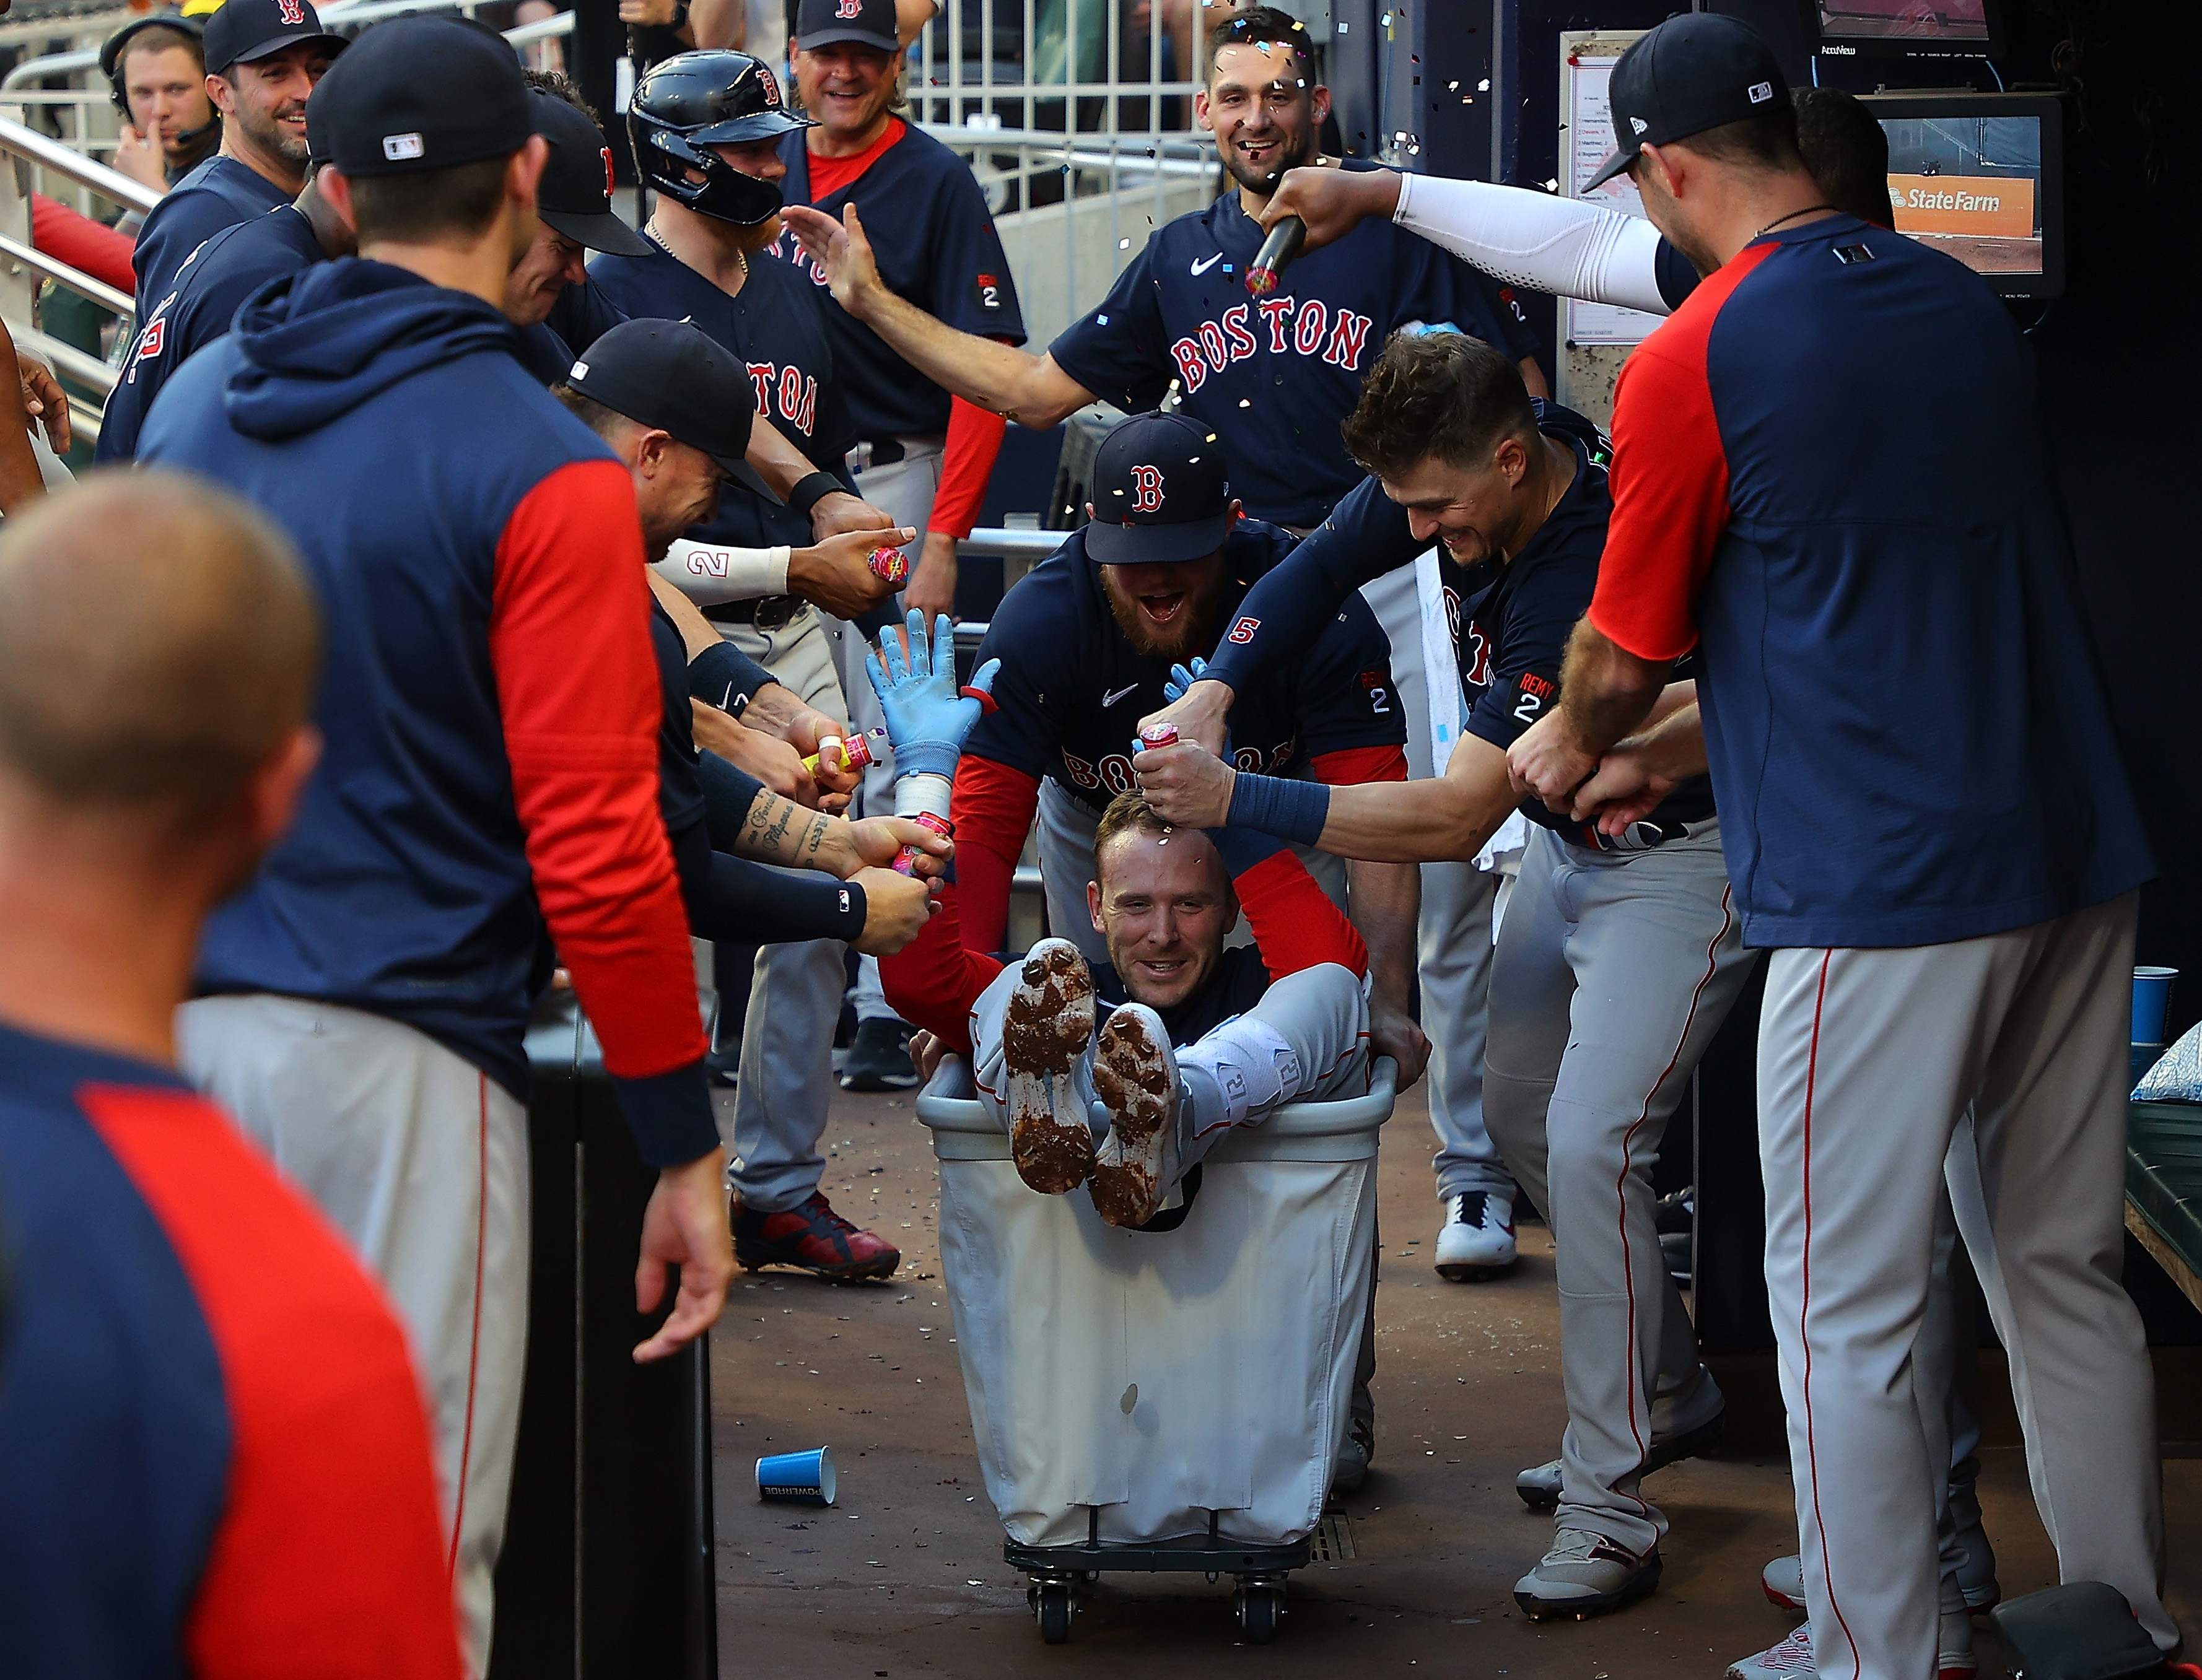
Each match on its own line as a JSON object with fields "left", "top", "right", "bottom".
{"left": 1562, "top": 47, "right": 1662, "bottom": 347}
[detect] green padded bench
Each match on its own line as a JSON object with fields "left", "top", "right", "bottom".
{"left": 2127, "top": 1100, "right": 2202, "bottom": 1318}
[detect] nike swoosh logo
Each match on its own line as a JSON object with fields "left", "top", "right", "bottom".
{"left": 1103, "top": 684, "right": 1140, "bottom": 707}
{"left": 1189, "top": 253, "right": 1224, "bottom": 276}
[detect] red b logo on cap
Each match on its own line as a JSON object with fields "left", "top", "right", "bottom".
{"left": 276, "top": 0, "right": 305, "bottom": 24}
{"left": 836, "top": 0, "right": 862, "bottom": 15}
{"left": 1129, "top": 464, "right": 1163, "bottom": 514}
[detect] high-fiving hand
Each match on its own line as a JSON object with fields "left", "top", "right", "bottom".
{"left": 865, "top": 609, "right": 1001, "bottom": 780}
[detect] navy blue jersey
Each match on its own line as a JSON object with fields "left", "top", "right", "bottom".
{"left": 1205, "top": 401, "right": 1710, "bottom": 835}
{"left": 769, "top": 121, "right": 1027, "bottom": 440}
{"left": 98, "top": 206, "right": 323, "bottom": 464}
{"left": 1049, "top": 163, "right": 1540, "bottom": 528}
{"left": 545, "top": 275, "right": 628, "bottom": 358}
{"left": 1591, "top": 215, "right": 2154, "bottom": 948}
{"left": 590, "top": 242, "right": 854, "bottom": 552}
{"left": 132, "top": 154, "right": 291, "bottom": 319}
{"left": 650, "top": 599, "right": 708, "bottom": 838}
{"left": 967, "top": 520, "right": 1404, "bottom": 817}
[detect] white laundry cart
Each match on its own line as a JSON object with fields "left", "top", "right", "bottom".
{"left": 915, "top": 1056, "right": 1396, "bottom": 1644}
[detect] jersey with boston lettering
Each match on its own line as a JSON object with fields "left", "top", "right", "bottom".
{"left": 1049, "top": 162, "right": 1539, "bottom": 528}
{"left": 966, "top": 520, "right": 1404, "bottom": 817}
{"left": 588, "top": 240, "right": 854, "bottom": 550}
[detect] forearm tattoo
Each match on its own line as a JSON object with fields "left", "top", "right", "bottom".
{"left": 738, "top": 790, "right": 834, "bottom": 868}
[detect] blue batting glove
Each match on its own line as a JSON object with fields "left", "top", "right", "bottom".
{"left": 865, "top": 609, "right": 1000, "bottom": 780}
{"left": 1161, "top": 655, "right": 1210, "bottom": 704}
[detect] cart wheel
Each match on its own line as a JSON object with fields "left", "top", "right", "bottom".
{"left": 1235, "top": 1583, "right": 1283, "bottom": 1643}
{"left": 1036, "top": 1581, "right": 1073, "bottom": 1643}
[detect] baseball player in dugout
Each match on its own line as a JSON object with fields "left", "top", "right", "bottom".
{"left": 767, "top": 0, "right": 1029, "bottom": 1093}
{"left": 1485, "top": 17, "right": 2174, "bottom": 1680}
{"left": 134, "top": 20, "right": 735, "bottom": 1672}
{"left": 1136, "top": 331, "right": 1750, "bottom": 1621}
{"left": 593, "top": 47, "right": 922, "bottom": 1284}
{"left": 782, "top": 1, "right": 1547, "bottom": 1282}
{"left": 131, "top": 0, "right": 346, "bottom": 316}
{"left": 0, "top": 476, "right": 464, "bottom": 1679}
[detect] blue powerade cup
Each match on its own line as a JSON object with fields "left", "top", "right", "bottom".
{"left": 756, "top": 1447, "right": 836, "bottom": 1505}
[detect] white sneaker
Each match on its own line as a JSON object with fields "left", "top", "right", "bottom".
{"left": 1729, "top": 1624, "right": 1815, "bottom": 1679}
{"left": 1514, "top": 1363, "right": 1727, "bottom": 1510}
{"left": 1763, "top": 1554, "right": 1806, "bottom": 1611}
{"left": 1435, "top": 1189, "right": 1517, "bottom": 1281}
{"left": 1740, "top": 1593, "right": 1978, "bottom": 1679}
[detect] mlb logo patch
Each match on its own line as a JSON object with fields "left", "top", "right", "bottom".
{"left": 382, "top": 131, "right": 425, "bottom": 162}
{"left": 1747, "top": 80, "right": 1773, "bottom": 104}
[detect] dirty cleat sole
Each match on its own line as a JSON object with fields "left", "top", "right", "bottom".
{"left": 1088, "top": 1004, "right": 1177, "bottom": 1229}
{"left": 1002, "top": 939, "right": 1097, "bottom": 1194}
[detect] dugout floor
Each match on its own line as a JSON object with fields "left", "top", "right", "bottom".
{"left": 705, "top": 1077, "right": 2202, "bottom": 1678}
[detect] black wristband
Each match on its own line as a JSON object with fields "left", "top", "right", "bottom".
{"left": 688, "top": 639, "right": 776, "bottom": 717}
{"left": 787, "top": 471, "right": 843, "bottom": 518}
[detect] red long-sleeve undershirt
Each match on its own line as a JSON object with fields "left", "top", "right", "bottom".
{"left": 928, "top": 395, "right": 1006, "bottom": 540}
{"left": 32, "top": 193, "right": 137, "bottom": 297}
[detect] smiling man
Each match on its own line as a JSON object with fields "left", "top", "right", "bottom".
{"left": 130, "top": 0, "right": 345, "bottom": 316}
{"left": 1135, "top": 333, "right": 1756, "bottom": 1621}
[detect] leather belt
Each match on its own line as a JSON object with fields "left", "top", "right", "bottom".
{"left": 709, "top": 594, "right": 806, "bottom": 629}
{"left": 850, "top": 437, "right": 905, "bottom": 471}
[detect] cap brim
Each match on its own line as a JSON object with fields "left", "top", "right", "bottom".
{"left": 709, "top": 454, "right": 777, "bottom": 504}
{"left": 795, "top": 24, "right": 900, "bottom": 53}
{"left": 230, "top": 28, "right": 347, "bottom": 64}
{"left": 1085, "top": 510, "right": 1231, "bottom": 566}
{"left": 541, "top": 206, "right": 655, "bottom": 258}
{"left": 1581, "top": 145, "right": 1635, "bottom": 193}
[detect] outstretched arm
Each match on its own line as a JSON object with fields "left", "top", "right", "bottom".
{"left": 780, "top": 203, "right": 1095, "bottom": 429}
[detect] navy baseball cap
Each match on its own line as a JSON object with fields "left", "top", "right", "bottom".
{"left": 1583, "top": 15, "right": 1789, "bottom": 192}
{"left": 1085, "top": 411, "right": 1234, "bottom": 566}
{"left": 202, "top": 0, "right": 346, "bottom": 76}
{"left": 531, "top": 90, "right": 653, "bottom": 256}
{"left": 310, "top": 16, "right": 531, "bottom": 177}
{"left": 566, "top": 319, "right": 772, "bottom": 496}
{"left": 795, "top": 0, "right": 899, "bottom": 56}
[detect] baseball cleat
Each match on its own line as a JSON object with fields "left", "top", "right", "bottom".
{"left": 1000, "top": 939, "right": 1098, "bottom": 1195}
{"left": 732, "top": 1191, "right": 900, "bottom": 1281}
{"left": 1513, "top": 1528, "right": 1660, "bottom": 1620}
{"left": 1946, "top": 1470, "right": 2001, "bottom": 1610}
{"left": 1516, "top": 1365, "right": 1727, "bottom": 1511}
{"left": 1764, "top": 1528, "right": 1997, "bottom": 1616}
{"left": 839, "top": 1014, "right": 919, "bottom": 1090}
{"left": 1088, "top": 1003, "right": 1179, "bottom": 1229}
{"left": 1435, "top": 1188, "right": 1517, "bottom": 1281}
{"left": 1728, "top": 1624, "right": 1815, "bottom": 1678}
{"left": 1763, "top": 1554, "right": 1807, "bottom": 1612}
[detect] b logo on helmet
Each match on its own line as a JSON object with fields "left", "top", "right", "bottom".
{"left": 756, "top": 63, "right": 781, "bottom": 106}
{"left": 835, "top": 0, "right": 862, "bottom": 15}
{"left": 1129, "top": 464, "right": 1164, "bottom": 514}
{"left": 277, "top": 0, "right": 306, "bottom": 22}
{"left": 600, "top": 146, "right": 615, "bottom": 198}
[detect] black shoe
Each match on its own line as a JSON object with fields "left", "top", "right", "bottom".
{"left": 840, "top": 1016, "right": 918, "bottom": 1090}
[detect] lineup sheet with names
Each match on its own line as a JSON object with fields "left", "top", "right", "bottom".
{"left": 1565, "top": 54, "right": 1664, "bottom": 347}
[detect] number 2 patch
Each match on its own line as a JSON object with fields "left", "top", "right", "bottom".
{"left": 1510, "top": 668, "right": 1558, "bottom": 726}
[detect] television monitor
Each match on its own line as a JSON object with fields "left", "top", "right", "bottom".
{"left": 1860, "top": 91, "right": 2063, "bottom": 298}
{"left": 1810, "top": 0, "right": 2004, "bottom": 58}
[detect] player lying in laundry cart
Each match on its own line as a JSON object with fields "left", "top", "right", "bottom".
{"left": 867, "top": 611, "right": 1373, "bottom": 1229}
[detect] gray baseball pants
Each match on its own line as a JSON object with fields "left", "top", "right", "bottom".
{"left": 1359, "top": 565, "right": 1513, "bottom": 1201}
{"left": 968, "top": 957, "right": 1372, "bottom": 1182}
{"left": 1482, "top": 822, "right": 1762, "bottom": 1556}
{"left": 722, "top": 604, "right": 850, "bottom": 1211}
{"left": 1760, "top": 891, "right": 2174, "bottom": 1680}
{"left": 178, "top": 995, "right": 528, "bottom": 1679}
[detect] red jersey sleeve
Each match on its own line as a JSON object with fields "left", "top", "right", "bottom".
{"left": 82, "top": 1086, "right": 461, "bottom": 1680}
{"left": 1207, "top": 828, "right": 1368, "bottom": 981}
{"left": 1586, "top": 244, "right": 1772, "bottom": 664}
{"left": 927, "top": 396, "right": 1008, "bottom": 541}
{"left": 491, "top": 462, "right": 708, "bottom": 1097}
{"left": 949, "top": 754, "right": 1041, "bottom": 955}
{"left": 878, "top": 880, "right": 1003, "bottom": 1055}
{"left": 1309, "top": 744, "right": 1409, "bottom": 786}
{"left": 33, "top": 193, "right": 136, "bottom": 296}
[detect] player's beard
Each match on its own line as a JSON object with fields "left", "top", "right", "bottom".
{"left": 239, "top": 97, "right": 312, "bottom": 168}
{"left": 1099, "top": 559, "right": 1230, "bottom": 664}
{"left": 1218, "top": 111, "right": 1317, "bottom": 199}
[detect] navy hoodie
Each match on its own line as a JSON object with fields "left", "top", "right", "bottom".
{"left": 138, "top": 258, "right": 715, "bottom": 1165}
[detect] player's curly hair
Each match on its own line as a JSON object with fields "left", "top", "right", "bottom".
{"left": 1341, "top": 333, "right": 1536, "bottom": 482}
